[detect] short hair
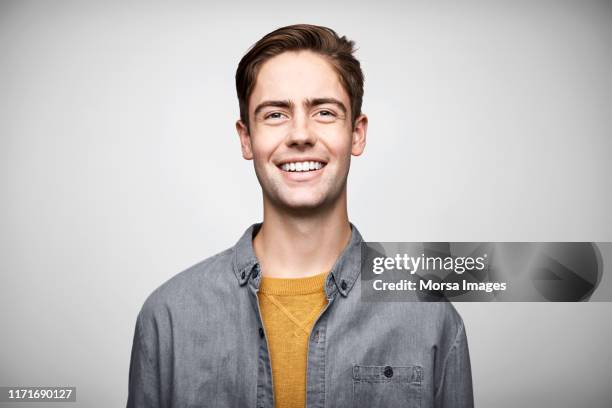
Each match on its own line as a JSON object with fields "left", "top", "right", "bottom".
{"left": 235, "top": 24, "right": 364, "bottom": 130}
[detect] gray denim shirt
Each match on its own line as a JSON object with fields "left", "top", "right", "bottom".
{"left": 127, "top": 224, "right": 474, "bottom": 408}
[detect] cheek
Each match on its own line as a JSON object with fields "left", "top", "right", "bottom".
{"left": 251, "top": 137, "right": 279, "bottom": 162}
{"left": 314, "top": 122, "right": 353, "bottom": 151}
{"left": 250, "top": 125, "right": 287, "bottom": 155}
{"left": 323, "top": 133, "right": 353, "bottom": 160}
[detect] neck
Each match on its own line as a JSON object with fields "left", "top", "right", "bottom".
{"left": 253, "top": 192, "right": 352, "bottom": 278}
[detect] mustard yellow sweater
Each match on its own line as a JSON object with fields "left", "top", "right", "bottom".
{"left": 258, "top": 272, "right": 328, "bottom": 408}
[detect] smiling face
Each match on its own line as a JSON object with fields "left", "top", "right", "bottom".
{"left": 236, "top": 51, "right": 367, "bottom": 213}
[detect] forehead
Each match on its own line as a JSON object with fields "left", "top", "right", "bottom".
{"left": 249, "top": 51, "right": 349, "bottom": 108}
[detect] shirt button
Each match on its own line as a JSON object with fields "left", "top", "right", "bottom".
{"left": 340, "top": 280, "right": 348, "bottom": 290}
{"left": 383, "top": 366, "right": 394, "bottom": 378}
{"left": 259, "top": 327, "right": 264, "bottom": 338}
{"left": 241, "top": 271, "right": 245, "bottom": 279}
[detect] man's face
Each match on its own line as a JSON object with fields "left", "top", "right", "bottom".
{"left": 236, "top": 51, "right": 367, "bottom": 212}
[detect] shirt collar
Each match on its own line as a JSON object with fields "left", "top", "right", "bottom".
{"left": 232, "top": 222, "right": 364, "bottom": 297}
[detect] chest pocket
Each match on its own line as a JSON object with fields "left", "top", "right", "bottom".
{"left": 352, "top": 364, "right": 422, "bottom": 408}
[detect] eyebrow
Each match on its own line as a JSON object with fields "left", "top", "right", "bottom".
{"left": 253, "top": 100, "right": 294, "bottom": 117}
{"left": 253, "top": 97, "right": 347, "bottom": 117}
{"left": 306, "top": 98, "right": 347, "bottom": 114}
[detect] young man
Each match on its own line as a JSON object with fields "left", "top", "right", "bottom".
{"left": 127, "top": 24, "right": 473, "bottom": 408}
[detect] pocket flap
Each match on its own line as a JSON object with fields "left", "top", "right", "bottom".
{"left": 352, "top": 365, "right": 422, "bottom": 384}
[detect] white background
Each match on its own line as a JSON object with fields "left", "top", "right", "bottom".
{"left": 1, "top": 0, "right": 611, "bottom": 406}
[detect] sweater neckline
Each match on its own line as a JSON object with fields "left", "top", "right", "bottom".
{"left": 258, "top": 271, "right": 328, "bottom": 295}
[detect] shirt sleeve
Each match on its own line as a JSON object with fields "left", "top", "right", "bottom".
{"left": 126, "top": 314, "right": 161, "bottom": 408}
{"left": 434, "top": 321, "right": 474, "bottom": 408}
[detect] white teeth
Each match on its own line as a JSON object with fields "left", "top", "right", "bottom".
{"left": 280, "top": 161, "right": 325, "bottom": 172}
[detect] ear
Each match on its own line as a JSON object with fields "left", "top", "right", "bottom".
{"left": 236, "top": 120, "right": 253, "bottom": 160}
{"left": 351, "top": 114, "right": 368, "bottom": 156}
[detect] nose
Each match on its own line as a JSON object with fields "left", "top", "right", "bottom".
{"left": 286, "top": 112, "right": 317, "bottom": 148}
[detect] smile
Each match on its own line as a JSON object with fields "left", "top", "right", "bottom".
{"left": 279, "top": 161, "right": 326, "bottom": 172}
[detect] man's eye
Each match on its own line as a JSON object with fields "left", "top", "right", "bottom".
{"left": 318, "top": 110, "right": 335, "bottom": 116}
{"left": 265, "top": 112, "right": 285, "bottom": 120}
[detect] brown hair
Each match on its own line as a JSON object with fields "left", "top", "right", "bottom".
{"left": 235, "top": 24, "right": 364, "bottom": 130}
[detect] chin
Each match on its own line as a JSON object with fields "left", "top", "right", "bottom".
{"left": 279, "top": 197, "right": 326, "bottom": 211}
{"left": 275, "top": 188, "right": 345, "bottom": 213}
{"left": 261, "top": 177, "right": 345, "bottom": 213}
{"left": 264, "top": 189, "right": 323, "bottom": 210}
